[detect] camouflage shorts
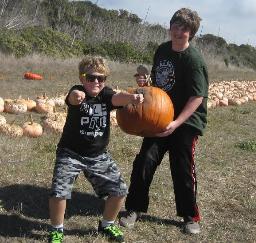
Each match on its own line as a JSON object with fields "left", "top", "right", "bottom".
{"left": 50, "top": 148, "right": 128, "bottom": 199}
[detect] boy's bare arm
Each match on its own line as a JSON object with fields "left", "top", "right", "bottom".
{"left": 112, "top": 92, "right": 144, "bottom": 106}
{"left": 68, "top": 90, "right": 86, "bottom": 105}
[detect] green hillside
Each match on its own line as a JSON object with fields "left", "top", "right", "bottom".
{"left": 0, "top": 0, "right": 256, "bottom": 69}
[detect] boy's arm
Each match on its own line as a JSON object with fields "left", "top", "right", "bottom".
{"left": 111, "top": 92, "right": 144, "bottom": 106}
{"left": 67, "top": 90, "right": 86, "bottom": 105}
{"left": 156, "top": 96, "right": 203, "bottom": 137}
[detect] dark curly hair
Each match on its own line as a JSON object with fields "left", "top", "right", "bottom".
{"left": 170, "top": 8, "right": 201, "bottom": 41}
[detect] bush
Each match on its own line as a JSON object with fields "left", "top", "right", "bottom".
{"left": 0, "top": 27, "right": 84, "bottom": 58}
{"left": 0, "top": 29, "right": 32, "bottom": 57}
{"left": 83, "top": 41, "right": 155, "bottom": 64}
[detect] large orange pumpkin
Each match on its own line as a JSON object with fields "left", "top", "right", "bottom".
{"left": 116, "top": 86, "right": 174, "bottom": 137}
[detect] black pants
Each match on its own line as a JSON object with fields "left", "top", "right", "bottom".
{"left": 125, "top": 125, "right": 200, "bottom": 221}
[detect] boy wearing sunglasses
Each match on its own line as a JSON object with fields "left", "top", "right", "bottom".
{"left": 48, "top": 56, "right": 144, "bottom": 243}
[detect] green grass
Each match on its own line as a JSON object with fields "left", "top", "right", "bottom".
{"left": 236, "top": 140, "right": 256, "bottom": 152}
{"left": 0, "top": 56, "right": 256, "bottom": 242}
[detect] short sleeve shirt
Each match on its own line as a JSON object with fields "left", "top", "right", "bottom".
{"left": 151, "top": 41, "right": 209, "bottom": 135}
{"left": 58, "top": 85, "right": 116, "bottom": 157}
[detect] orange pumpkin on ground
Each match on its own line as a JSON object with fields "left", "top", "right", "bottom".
{"left": 4, "top": 99, "right": 27, "bottom": 114}
{"left": 0, "top": 114, "right": 6, "bottom": 126}
{"left": 23, "top": 115, "right": 43, "bottom": 138}
{"left": 0, "top": 122, "right": 23, "bottom": 137}
{"left": 0, "top": 97, "right": 4, "bottom": 112}
{"left": 19, "top": 98, "right": 37, "bottom": 111}
{"left": 35, "top": 93, "right": 55, "bottom": 113}
{"left": 24, "top": 72, "right": 43, "bottom": 80}
{"left": 116, "top": 86, "right": 174, "bottom": 137}
{"left": 42, "top": 111, "right": 67, "bottom": 134}
{"left": 110, "top": 110, "right": 118, "bottom": 126}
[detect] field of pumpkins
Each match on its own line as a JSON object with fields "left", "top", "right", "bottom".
{"left": 0, "top": 80, "right": 256, "bottom": 138}
{"left": 0, "top": 93, "right": 67, "bottom": 138}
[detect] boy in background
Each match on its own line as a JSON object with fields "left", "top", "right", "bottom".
{"left": 134, "top": 65, "right": 151, "bottom": 87}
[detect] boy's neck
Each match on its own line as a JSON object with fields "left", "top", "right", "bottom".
{"left": 171, "top": 41, "right": 189, "bottom": 52}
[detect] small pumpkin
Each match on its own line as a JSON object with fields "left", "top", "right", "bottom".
{"left": 0, "top": 114, "right": 6, "bottom": 126}
{"left": 42, "top": 111, "right": 67, "bottom": 134}
{"left": 19, "top": 98, "right": 37, "bottom": 111}
{"left": 110, "top": 110, "right": 118, "bottom": 126}
{"left": 24, "top": 72, "right": 43, "bottom": 80}
{"left": 0, "top": 97, "right": 4, "bottom": 112}
{"left": 4, "top": 99, "right": 27, "bottom": 114}
{"left": 35, "top": 93, "right": 55, "bottom": 113}
{"left": 23, "top": 115, "right": 43, "bottom": 138}
{"left": 0, "top": 121, "right": 23, "bottom": 137}
{"left": 49, "top": 95, "right": 66, "bottom": 107}
{"left": 116, "top": 86, "right": 174, "bottom": 137}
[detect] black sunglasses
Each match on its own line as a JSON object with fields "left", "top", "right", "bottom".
{"left": 85, "top": 74, "right": 107, "bottom": 83}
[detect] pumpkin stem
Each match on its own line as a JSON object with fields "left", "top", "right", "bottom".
{"left": 29, "top": 114, "right": 34, "bottom": 124}
{"left": 10, "top": 119, "right": 16, "bottom": 125}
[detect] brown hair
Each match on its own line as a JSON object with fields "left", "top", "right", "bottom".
{"left": 169, "top": 8, "right": 201, "bottom": 40}
{"left": 78, "top": 56, "right": 110, "bottom": 76}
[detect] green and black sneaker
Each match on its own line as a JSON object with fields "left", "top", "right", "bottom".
{"left": 48, "top": 229, "right": 64, "bottom": 243}
{"left": 98, "top": 221, "right": 124, "bottom": 242}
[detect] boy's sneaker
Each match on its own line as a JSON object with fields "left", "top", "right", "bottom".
{"left": 183, "top": 217, "right": 201, "bottom": 234}
{"left": 48, "top": 229, "right": 64, "bottom": 243}
{"left": 98, "top": 221, "right": 124, "bottom": 242}
{"left": 119, "top": 211, "right": 140, "bottom": 229}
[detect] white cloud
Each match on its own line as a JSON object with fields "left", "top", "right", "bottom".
{"left": 229, "top": 0, "right": 256, "bottom": 15}
{"left": 97, "top": 0, "right": 256, "bottom": 46}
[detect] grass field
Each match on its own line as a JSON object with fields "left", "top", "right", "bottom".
{"left": 0, "top": 55, "right": 256, "bottom": 242}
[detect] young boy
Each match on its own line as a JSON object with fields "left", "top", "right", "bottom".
{"left": 120, "top": 8, "right": 208, "bottom": 234}
{"left": 48, "top": 56, "right": 144, "bottom": 243}
{"left": 134, "top": 65, "right": 151, "bottom": 87}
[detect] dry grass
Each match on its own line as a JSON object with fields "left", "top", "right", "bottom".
{"left": 0, "top": 55, "right": 256, "bottom": 242}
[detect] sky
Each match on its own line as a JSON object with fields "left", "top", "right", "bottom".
{"left": 95, "top": 0, "right": 256, "bottom": 47}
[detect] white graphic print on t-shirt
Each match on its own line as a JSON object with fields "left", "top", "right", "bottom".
{"left": 80, "top": 103, "right": 107, "bottom": 137}
{"left": 155, "top": 60, "right": 175, "bottom": 92}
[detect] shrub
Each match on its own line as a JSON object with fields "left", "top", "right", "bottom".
{"left": 236, "top": 140, "right": 256, "bottom": 152}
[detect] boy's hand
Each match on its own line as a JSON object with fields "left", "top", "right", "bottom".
{"left": 69, "top": 90, "right": 86, "bottom": 105}
{"left": 132, "top": 93, "right": 144, "bottom": 104}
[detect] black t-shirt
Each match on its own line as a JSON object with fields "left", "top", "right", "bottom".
{"left": 151, "top": 41, "right": 209, "bottom": 135}
{"left": 58, "top": 85, "right": 116, "bottom": 157}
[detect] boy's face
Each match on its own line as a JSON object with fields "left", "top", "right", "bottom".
{"left": 135, "top": 74, "right": 148, "bottom": 87}
{"left": 170, "top": 22, "right": 190, "bottom": 46}
{"left": 80, "top": 71, "right": 106, "bottom": 97}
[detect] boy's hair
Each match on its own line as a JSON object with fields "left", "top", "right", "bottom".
{"left": 169, "top": 8, "right": 201, "bottom": 40}
{"left": 134, "top": 65, "right": 149, "bottom": 77}
{"left": 79, "top": 56, "right": 110, "bottom": 76}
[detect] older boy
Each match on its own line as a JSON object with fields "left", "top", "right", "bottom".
{"left": 120, "top": 8, "right": 208, "bottom": 234}
{"left": 48, "top": 56, "right": 143, "bottom": 243}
